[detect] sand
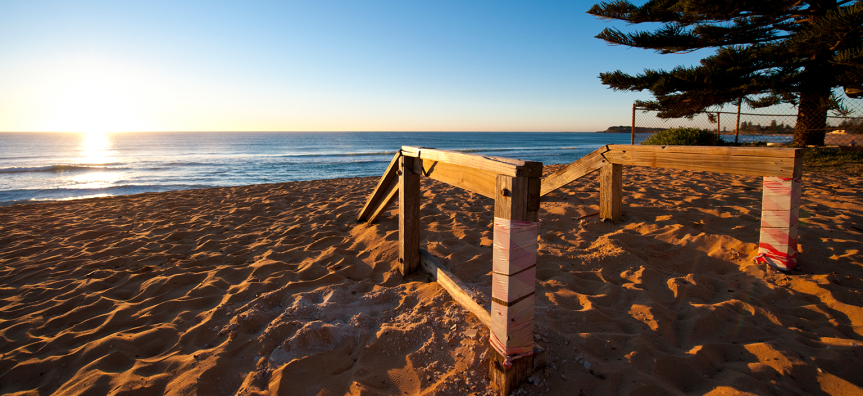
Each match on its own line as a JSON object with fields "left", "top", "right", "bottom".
{"left": 1, "top": 165, "right": 862, "bottom": 395}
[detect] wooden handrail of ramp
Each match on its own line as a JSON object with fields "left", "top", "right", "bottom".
{"left": 539, "top": 145, "right": 803, "bottom": 198}
{"left": 604, "top": 145, "right": 802, "bottom": 178}
{"left": 357, "top": 151, "right": 401, "bottom": 223}
{"left": 539, "top": 146, "right": 610, "bottom": 197}
{"left": 401, "top": 146, "right": 542, "bottom": 178}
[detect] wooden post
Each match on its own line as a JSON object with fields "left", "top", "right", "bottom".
{"left": 735, "top": 98, "right": 742, "bottom": 144}
{"left": 399, "top": 155, "right": 421, "bottom": 276}
{"left": 716, "top": 112, "right": 721, "bottom": 141}
{"left": 756, "top": 155, "right": 803, "bottom": 271}
{"left": 489, "top": 174, "right": 540, "bottom": 395}
{"left": 599, "top": 163, "right": 622, "bottom": 222}
{"left": 631, "top": 103, "right": 636, "bottom": 145}
{"left": 716, "top": 111, "right": 722, "bottom": 136}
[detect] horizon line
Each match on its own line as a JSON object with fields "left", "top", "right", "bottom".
{"left": 0, "top": 130, "right": 609, "bottom": 133}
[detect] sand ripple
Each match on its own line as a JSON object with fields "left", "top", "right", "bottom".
{"left": 1, "top": 168, "right": 862, "bottom": 395}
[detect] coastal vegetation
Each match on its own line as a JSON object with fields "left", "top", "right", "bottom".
{"left": 588, "top": 0, "right": 863, "bottom": 146}
{"left": 640, "top": 127, "right": 725, "bottom": 145}
{"left": 803, "top": 146, "right": 863, "bottom": 173}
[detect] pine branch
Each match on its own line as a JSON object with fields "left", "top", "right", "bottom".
{"left": 589, "top": 0, "right": 863, "bottom": 129}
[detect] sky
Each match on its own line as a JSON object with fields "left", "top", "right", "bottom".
{"left": 0, "top": 1, "right": 709, "bottom": 133}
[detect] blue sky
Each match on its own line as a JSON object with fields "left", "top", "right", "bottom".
{"left": 0, "top": 1, "right": 707, "bottom": 132}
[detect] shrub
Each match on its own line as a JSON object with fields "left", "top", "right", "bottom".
{"left": 641, "top": 127, "right": 725, "bottom": 146}
{"left": 803, "top": 147, "right": 863, "bottom": 171}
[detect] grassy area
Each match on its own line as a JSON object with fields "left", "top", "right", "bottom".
{"left": 803, "top": 147, "right": 863, "bottom": 174}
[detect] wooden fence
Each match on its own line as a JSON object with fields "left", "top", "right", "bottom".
{"left": 357, "top": 144, "right": 802, "bottom": 395}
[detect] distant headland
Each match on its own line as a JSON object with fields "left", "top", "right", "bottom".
{"left": 601, "top": 126, "right": 664, "bottom": 133}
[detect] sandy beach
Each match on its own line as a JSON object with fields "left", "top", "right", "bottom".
{"left": 1, "top": 164, "right": 862, "bottom": 395}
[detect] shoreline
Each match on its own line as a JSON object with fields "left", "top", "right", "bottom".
{"left": 0, "top": 132, "right": 637, "bottom": 207}
{"left": 1, "top": 166, "right": 862, "bottom": 395}
{"left": 0, "top": 175, "right": 383, "bottom": 209}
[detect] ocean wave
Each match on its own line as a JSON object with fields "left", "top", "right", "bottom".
{"left": 29, "top": 194, "right": 114, "bottom": 202}
{"left": 0, "top": 164, "right": 127, "bottom": 174}
{"left": 0, "top": 184, "right": 216, "bottom": 206}
{"left": 276, "top": 151, "right": 398, "bottom": 158}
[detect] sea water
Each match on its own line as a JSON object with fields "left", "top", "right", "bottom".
{"left": 0, "top": 132, "right": 631, "bottom": 205}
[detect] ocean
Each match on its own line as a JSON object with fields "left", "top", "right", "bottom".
{"left": 0, "top": 132, "right": 632, "bottom": 206}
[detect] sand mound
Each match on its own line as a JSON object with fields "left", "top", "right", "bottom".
{"left": 1, "top": 167, "right": 861, "bottom": 395}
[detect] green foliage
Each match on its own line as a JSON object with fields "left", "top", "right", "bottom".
{"left": 641, "top": 127, "right": 725, "bottom": 146}
{"left": 588, "top": 0, "right": 863, "bottom": 145}
{"left": 803, "top": 147, "right": 863, "bottom": 174}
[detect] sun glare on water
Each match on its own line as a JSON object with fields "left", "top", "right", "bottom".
{"left": 68, "top": 131, "right": 122, "bottom": 189}
{"left": 78, "top": 132, "right": 115, "bottom": 164}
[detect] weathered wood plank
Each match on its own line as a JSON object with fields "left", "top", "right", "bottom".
{"left": 419, "top": 249, "right": 491, "bottom": 328}
{"left": 608, "top": 144, "right": 801, "bottom": 158}
{"left": 527, "top": 177, "right": 540, "bottom": 221}
{"left": 357, "top": 152, "right": 401, "bottom": 222}
{"left": 494, "top": 175, "right": 528, "bottom": 220}
{"left": 366, "top": 177, "right": 399, "bottom": 223}
{"left": 419, "top": 159, "right": 497, "bottom": 198}
{"left": 539, "top": 146, "right": 609, "bottom": 196}
{"left": 600, "top": 163, "right": 622, "bottom": 222}
{"left": 793, "top": 155, "right": 803, "bottom": 179}
{"left": 490, "top": 351, "right": 533, "bottom": 395}
{"left": 604, "top": 149, "right": 799, "bottom": 178}
{"left": 402, "top": 146, "right": 542, "bottom": 177}
{"left": 399, "top": 155, "right": 421, "bottom": 276}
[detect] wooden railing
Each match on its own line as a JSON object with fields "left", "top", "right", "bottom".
{"left": 357, "top": 144, "right": 803, "bottom": 394}
{"left": 540, "top": 145, "right": 801, "bottom": 225}
{"left": 358, "top": 146, "right": 541, "bottom": 395}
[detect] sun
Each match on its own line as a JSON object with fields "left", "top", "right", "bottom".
{"left": 33, "top": 60, "right": 160, "bottom": 133}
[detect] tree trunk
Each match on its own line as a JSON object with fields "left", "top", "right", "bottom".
{"left": 792, "top": 52, "right": 833, "bottom": 146}
{"left": 792, "top": 0, "right": 837, "bottom": 147}
{"left": 793, "top": 90, "right": 830, "bottom": 146}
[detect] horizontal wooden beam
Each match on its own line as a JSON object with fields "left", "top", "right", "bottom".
{"left": 419, "top": 249, "right": 491, "bottom": 328}
{"left": 607, "top": 145, "right": 802, "bottom": 158}
{"left": 419, "top": 159, "right": 497, "bottom": 199}
{"left": 357, "top": 152, "right": 401, "bottom": 222}
{"left": 604, "top": 146, "right": 801, "bottom": 178}
{"left": 539, "top": 146, "right": 609, "bottom": 197}
{"left": 402, "top": 146, "right": 542, "bottom": 178}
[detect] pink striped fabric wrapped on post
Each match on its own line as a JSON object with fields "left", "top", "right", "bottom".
{"left": 756, "top": 177, "right": 801, "bottom": 270}
{"left": 492, "top": 219, "right": 539, "bottom": 275}
{"left": 490, "top": 218, "right": 539, "bottom": 364}
{"left": 490, "top": 295, "right": 535, "bottom": 361}
{"left": 492, "top": 267, "right": 536, "bottom": 303}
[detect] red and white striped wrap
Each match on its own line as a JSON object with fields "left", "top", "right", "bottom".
{"left": 490, "top": 218, "right": 539, "bottom": 363}
{"left": 492, "top": 267, "right": 536, "bottom": 303}
{"left": 761, "top": 176, "right": 802, "bottom": 211}
{"left": 490, "top": 296, "right": 535, "bottom": 363}
{"left": 492, "top": 219, "right": 539, "bottom": 275}
{"left": 756, "top": 177, "right": 801, "bottom": 271}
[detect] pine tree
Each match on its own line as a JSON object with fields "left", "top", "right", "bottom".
{"left": 588, "top": 0, "right": 863, "bottom": 146}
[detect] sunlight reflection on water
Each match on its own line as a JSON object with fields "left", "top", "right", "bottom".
{"left": 77, "top": 132, "right": 117, "bottom": 164}
{"left": 68, "top": 132, "right": 121, "bottom": 189}
{"left": 68, "top": 171, "right": 122, "bottom": 189}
